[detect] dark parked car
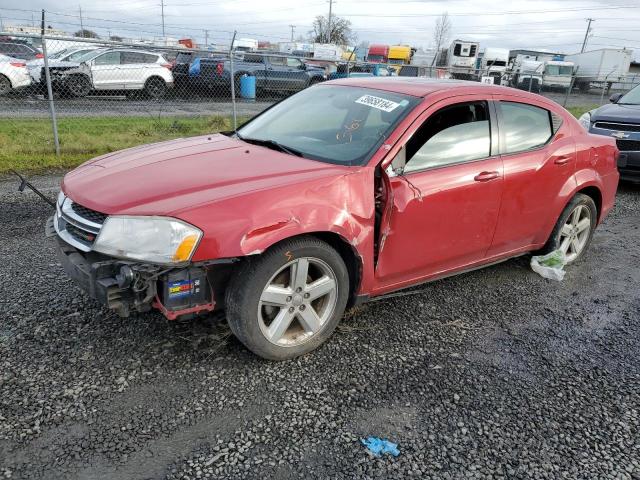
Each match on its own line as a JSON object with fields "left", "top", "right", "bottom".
{"left": 0, "top": 41, "right": 42, "bottom": 60}
{"left": 580, "top": 83, "right": 640, "bottom": 182}
{"left": 174, "top": 53, "right": 325, "bottom": 94}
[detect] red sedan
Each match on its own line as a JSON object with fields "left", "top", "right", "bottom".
{"left": 49, "top": 78, "right": 619, "bottom": 359}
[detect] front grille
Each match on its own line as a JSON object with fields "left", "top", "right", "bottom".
{"left": 616, "top": 139, "right": 640, "bottom": 152}
{"left": 66, "top": 222, "right": 98, "bottom": 245}
{"left": 71, "top": 202, "right": 107, "bottom": 224}
{"left": 595, "top": 122, "right": 640, "bottom": 132}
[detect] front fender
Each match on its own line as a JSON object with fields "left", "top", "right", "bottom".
{"left": 182, "top": 169, "right": 376, "bottom": 268}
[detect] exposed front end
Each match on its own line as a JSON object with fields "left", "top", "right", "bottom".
{"left": 47, "top": 192, "right": 222, "bottom": 319}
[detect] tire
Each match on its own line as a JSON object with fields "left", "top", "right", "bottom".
{"left": 540, "top": 193, "right": 597, "bottom": 264}
{"left": 225, "top": 236, "right": 350, "bottom": 360}
{"left": 65, "top": 74, "right": 92, "bottom": 98}
{"left": 308, "top": 77, "right": 323, "bottom": 87}
{"left": 0, "top": 75, "right": 11, "bottom": 96}
{"left": 144, "top": 77, "right": 167, "bottom": 99}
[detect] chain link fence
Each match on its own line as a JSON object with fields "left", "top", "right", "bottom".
{"left": 1, "top": 30, "right": 638, "bottom": 162}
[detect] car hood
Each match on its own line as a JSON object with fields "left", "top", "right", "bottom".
{"left": 62, "top": 134, "right": 349, "bottom": 216}
{"left": 591, "top": 103, "right": 640, "bottom": 123}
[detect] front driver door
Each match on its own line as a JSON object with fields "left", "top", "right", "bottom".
{"left": 90, "top": 51, "right": 123, "bottom": 90}
{"left": 375, "top": 97, "right": 504, "bottom": 291}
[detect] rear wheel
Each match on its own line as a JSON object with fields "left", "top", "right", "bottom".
{"left": 144, "top": 77, "right": 167, "bottom": 99}
{"left": 541, "top": 193, "right": 597, "bottom": 264}
{"left": 0, "top": 75, "right": 11, "bottom": 96}
{"left": 225, "top": 237, "right": 349, "bottom": 360}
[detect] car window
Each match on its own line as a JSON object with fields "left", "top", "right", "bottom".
{"left": 122, "top": 52, "right": 158, "bottom": 64}
{"left": 65, "top": 49, "right": 94, "bottom": 62}
{"left": 499, "top": 101, "right": 553, "bottom": 154}
{"left": 286, "top": 57, "right": 302, "bottom": 68}
{"left": 268, "top": 56, "right": 286, "bottom": 66}
{"left": 94, "top": 51, "right": 121, "bottom": 65}
{"left": 404, "top": 102, "right": 491, "bottom": 174}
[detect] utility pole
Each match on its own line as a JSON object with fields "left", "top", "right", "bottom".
{"left": 79, "top": 5, "right": 84, "bottom": 37}
{"left": 289, "top": 24, "right": 295, "bottom": 41}
{"left": 0, "top": 15, "right": 4, "bottom": 32}
{"left": 204, "top": 29, "right": 209, "bottom": 46}
{"left": 581, "top": 18, "right": 594, "bottom": 53}
{"left": 327, "top": 0, "right": 333, "bottom": 43}
{"left": 160, "top": 0, "right": 165, "bottom": 38}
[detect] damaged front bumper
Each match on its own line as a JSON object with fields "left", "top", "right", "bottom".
{"left": 46, "top": 216, "right": 224, "bottom": 319}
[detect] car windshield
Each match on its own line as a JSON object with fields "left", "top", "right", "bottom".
{"left": 237, "top": 85, "right": 419, "bottom": 166}
{"left": 65, "top": 49, "right": 94, "bottom": 61}
{"left": 74, "top": 50, "right": 104, "bottom": 63}
{"left": 618, "top": 84, "right": 640, "bottom": 105}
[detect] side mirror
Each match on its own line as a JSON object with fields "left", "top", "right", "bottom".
{"left": 609, "top": 93, "right": 623, "bottom": 103}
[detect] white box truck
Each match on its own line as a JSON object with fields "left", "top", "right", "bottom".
{"left": 564, "top": 48, "right": 632, "bottom": 92}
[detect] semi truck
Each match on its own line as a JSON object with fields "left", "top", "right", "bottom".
{"left": 367, "top": 44, "right": 389, "bottom": 63}
{"left": 509, "top": 56, "right": 575, "bottom": 92}
{"left": 479, "top": 47, "right": 509, "bottom": 83}
{"left": 564, "top": 48, "right": 632, "bottom": 92}
{"left": 387, "top": 45, "right": 414, "bottom": 72}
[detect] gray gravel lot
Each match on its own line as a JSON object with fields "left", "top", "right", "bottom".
{"left": 0, "top": 90, "right": 605, "bottom": 119}
{"left": 0, "top": 174, "right": 639, "bottom": 480}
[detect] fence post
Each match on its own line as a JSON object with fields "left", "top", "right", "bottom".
{"left": 40, "top": 10, "right": 60, "bottom": 157}
{"left": 229, "top": 30, "right": 237, "bottom": 131}
{"left": 563, "top": 67, "right": 578, "bottom": 108}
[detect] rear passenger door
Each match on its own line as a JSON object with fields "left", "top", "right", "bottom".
{"left": 121, "top": 51, "right": 158, "bottom": 89}
{"left": 486, "top": 97, "right": 577, "bottom": 257}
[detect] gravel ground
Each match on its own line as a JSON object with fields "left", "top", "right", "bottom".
{"left": 0, "top": 90, "right": 606, "bottom": 119}
{"left": 0, "top": 174, "right": 639, "bottom": 480}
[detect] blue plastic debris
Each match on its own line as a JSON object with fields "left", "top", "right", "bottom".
{"left": 361, "top": 437, "right": 400, "bottom": 457}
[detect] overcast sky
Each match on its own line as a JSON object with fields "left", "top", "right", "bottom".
{"left": 1, "top": 0, "right": 639, "bottom": 58}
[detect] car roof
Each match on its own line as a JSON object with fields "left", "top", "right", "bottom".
{"left": 326, "top": 77, "right": 539, "bottom": 99}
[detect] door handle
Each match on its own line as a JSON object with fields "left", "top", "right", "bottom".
{"left": 554, "top": 155, "right": 571, "bottom": 165}
{"left": 474, "top": 171, "right": 499, "bottom": 182}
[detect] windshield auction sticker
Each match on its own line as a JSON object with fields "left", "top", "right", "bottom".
{"left": 355, "top": 95, "right": 400, "bottom": 112}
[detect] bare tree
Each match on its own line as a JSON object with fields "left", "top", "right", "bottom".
{"left": 74, "top": 29, "right": 99, "bottom": 39}
{"left": 431, "top": 12, "right": 451, "bottom": 66}
{"left": 310, "top": 15, "right": 356, "bottom": 44}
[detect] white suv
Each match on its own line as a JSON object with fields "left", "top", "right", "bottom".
{"left": 0, "top": 54, "right": 31, "bottom": 95}
{"left": 52, "top": 48, "right": 174, "bottom": 98}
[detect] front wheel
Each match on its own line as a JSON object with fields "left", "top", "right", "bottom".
{"left": 225, "top": 237, "right": 349, "bottom": 360}
{"left": 541, "top": 193, "right": 597, "bottom": 264}
{"left": 65, "top": 74, "right": 92, "bottom": 97}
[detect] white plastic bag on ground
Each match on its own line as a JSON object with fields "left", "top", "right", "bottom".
{"left": 530, "top": 250, "right": 567, "bottom": 281}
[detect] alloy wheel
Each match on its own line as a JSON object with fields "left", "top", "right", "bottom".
{"left": 559, "top": 204, "right": 592, "bottom": 262}
{"left": 258, "top": 257, "right": 338, "bottom": 347}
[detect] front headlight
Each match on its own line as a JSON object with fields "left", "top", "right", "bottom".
{"left": 578, "top": 112, "right": 591, "bottom": 131}
{"left": 93, "top": 216, "right": 202, "bottom": 265}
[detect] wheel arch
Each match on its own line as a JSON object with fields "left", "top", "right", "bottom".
{"left": 145, "top": 75, "right": 166, "bottom": 86}
{"left": 0, "top": 73, "right": 13, "bottom": 90}
{"left": 575, "top": 185, "right": 602, "bottom": 221}
{"left": 247, "top": 231, "right": 363, "bottom": 309}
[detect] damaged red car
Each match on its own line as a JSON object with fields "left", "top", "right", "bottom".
{"left": 48, "top": 78, "right": 619, "bottom": 360}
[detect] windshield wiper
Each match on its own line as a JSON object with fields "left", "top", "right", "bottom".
{"left": 237, "top": 135, "right": 305, "bottom": 158}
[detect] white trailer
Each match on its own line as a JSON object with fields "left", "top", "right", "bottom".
{"left": 445, "top": 39, "right": 479, "bottom": 79}
{"left": 312, "top": 43, "right": 344, "bottom": 61}
{"left": 564, "top": 48, "right": 632, "bottom": 92}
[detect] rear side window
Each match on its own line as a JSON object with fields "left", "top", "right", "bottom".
{"left": 499, "top": 102, "right": 553, "bottom": 154}
{"left": 122, "top": 52, "right": 158, "bottom": 64}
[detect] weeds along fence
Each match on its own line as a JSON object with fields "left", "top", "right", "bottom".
{"left": 1, "top": 30, "right": 639, "bottom": 162}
